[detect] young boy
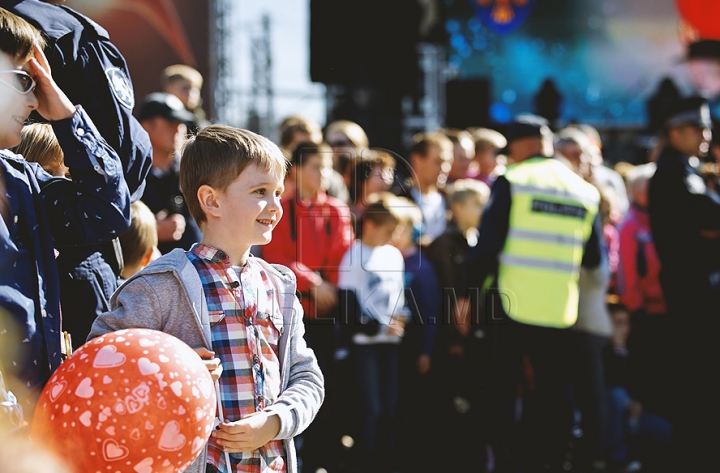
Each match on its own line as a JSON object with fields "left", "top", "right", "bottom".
{"left": 12, "top": 123, "right": 67, "bottom": 177}
{"left": 118, "top": 200, "right": 158, "bottom": 281}
{"left": 337, "top": 193, "right": 407, "bottom": 472}
{"left": 0, "top": 8, "right": 130, "bottom": 416}
{"left": 89, "top": 125, "right": 324, "bottom": 473}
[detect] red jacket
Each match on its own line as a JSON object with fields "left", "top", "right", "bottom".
{"left": 616, "top": 204, "right": 666, "bottom": 314}
{"left": 264, "top": 191, "right": 354, "bottom": 318}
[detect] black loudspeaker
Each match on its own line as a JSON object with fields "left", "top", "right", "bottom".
{"left": 445, "top": 78, "right": 491, "bottom": 129}
{"left": 310, "top": 0, "right": 421, "bottom": 86}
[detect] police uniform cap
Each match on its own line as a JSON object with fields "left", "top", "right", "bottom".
{"left": 506, "top": 113, "right": 550, "bottom": 143}
{"left": 664, "top": 96, "right": 712, "bottom": 129}
{"left": 137, "top": 92, "right": 194, "bottom": 123}
{"left": 686, "top": 39, "right": 720, "bottom": 61}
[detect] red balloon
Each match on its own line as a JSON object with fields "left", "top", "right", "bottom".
{"left": 676, "top": 0, "right": 720, "bottom": 40}
{"left": 31, "top": 329, "right": 216, "bottom": 473}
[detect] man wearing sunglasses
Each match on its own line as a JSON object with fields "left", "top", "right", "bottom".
{"left": 0, "top": 8, "right": 130, "bottom": 419}
{"left": 1, "top": 0, "right": 153, "bottom": 350}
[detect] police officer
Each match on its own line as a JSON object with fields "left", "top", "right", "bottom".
{"left": 1, "top": 0, "right": 153, "bottom": 348}
{"left": 461, "top": 114, "right": 603, "bottom": 473}
{"left": 137, "top": 93, "right": 202, "bottom": 254}
{"left": 648, "top": 97, "right": 720, "bottom": 471}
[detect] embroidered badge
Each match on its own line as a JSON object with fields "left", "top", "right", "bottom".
{"left": 105, "top": 67, "right": 134, "bottom": 110}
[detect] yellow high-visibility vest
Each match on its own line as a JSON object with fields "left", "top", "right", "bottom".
{"left": 497, "top": 157, "right": 600, "bottom": 328}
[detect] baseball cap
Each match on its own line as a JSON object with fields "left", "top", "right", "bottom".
{"left": 137, "top": 92, "right": 194, "bottom": 122}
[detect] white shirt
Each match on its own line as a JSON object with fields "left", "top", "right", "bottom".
{"left": 410, "top": 188, "right": 447, "bottom": 241}
{"left": 338, "top": 241, "right": 406, "bottom": 344}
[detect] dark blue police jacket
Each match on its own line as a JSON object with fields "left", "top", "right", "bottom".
{"left": 0, "top": 108, "right": 130, "bottom": 408}
{"left": 1, "top": 0, "right": 152, "bottom": 202}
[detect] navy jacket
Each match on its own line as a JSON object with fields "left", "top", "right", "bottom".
{"left": 2, "top": 0, "right": 152, "bottom": 202}
{"left": 0, "top": 108, "right": 130, "bottom": 407}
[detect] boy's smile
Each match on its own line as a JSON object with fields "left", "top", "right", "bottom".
{"left": 201, "top": 163, "right": 284, "bottom": 266}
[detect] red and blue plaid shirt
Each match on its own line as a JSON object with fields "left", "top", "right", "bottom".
{"left": 187, "top": 244, "right": 285, "bottom": 472}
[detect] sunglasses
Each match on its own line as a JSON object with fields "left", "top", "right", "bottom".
{"left": 0, "top": 70, "right": 36, "bottom": 95}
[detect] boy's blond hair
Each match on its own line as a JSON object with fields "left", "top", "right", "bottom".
{"left": 12, "top": 123, "right": 64, "bottom": 173}
{"left": 448, "top": 178, "right": 491, "bottom": 206}
{"left": 470, "top": 127, "right": 507, "bottom": 154}
{"left": 180, "top": 125, "right": 287, "bottom": 226}
{"left": 161, "top": 64, "right": 203, "bottom": 89}
{"left": 119, "top": 201, "right": 158, "bottom": 269}
{"left": 362, "top": 192, "right": 404, "bottom": 228}
{"left": 410, "top": 131, "right": 453, "bottom": 157}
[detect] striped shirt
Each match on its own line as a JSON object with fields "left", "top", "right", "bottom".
{"left": 187, "top": 244, "right": 285, "bottom": 472}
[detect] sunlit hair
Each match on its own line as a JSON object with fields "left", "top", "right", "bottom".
{"left": 180, "top": 125, "right": 288, "bottom": 226}
{"left": 362, "top": 192, "right": 404, "bottom": 228}
{"left": 348, "top": 149, "right": 396, "bottom": 205}
{"left": 448, "top": 178, "right": 490, "bottom": 206}
{"left": 279, "top": 115, "right": 323, "bottom": 149}
{"left": 290, "top": 141, "right": 331, "bottom": 168}
{"left": 119, "top": 201, "right": 158, "bottom": 269}
{"left": 324, "top": 120, "right": 369, "bottom": 149}
{"left": 410, "top": 131, "right": 453, "bottom": 157}
{"left": 469, "top": 127, "right": 507, "bottom": 153}
{"left": 0, "top": 8, "right": 45, "bottom": 60}
{"left": 12, "top": 123, "right": 64, "bottom": 174}
{"left": 161, "top": 64, "right": 203, "bottom": 89}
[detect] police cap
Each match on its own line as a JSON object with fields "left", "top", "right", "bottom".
{"left": 664, "top": 96, "right": 712, "bottom": 129}
{"left": 506, "top": 114, "right": 550, "bottom": 143}
{"left": 137, "top": 92, "right": 194, "bottom": 123}
{"left": 686, "top": 39, "right": 720, "bottom": 61}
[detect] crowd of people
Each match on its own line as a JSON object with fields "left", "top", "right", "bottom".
{"left": 1, "top": 2, "right": 720, "bottom": 473}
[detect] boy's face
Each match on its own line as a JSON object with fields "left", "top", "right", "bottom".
{"left": 296, "top": 153, "right": 331, "bottom": 198}
{"left": 215, "top": 163, "right": 284, "bottom": 250}
{"left": 166, "top": 78, "right": 200, "bottom": 111}
{"left": 363, "top": 220, "right": 397, "bottom": 247}
{"left": 0, "top": 52, "right": 38, "bottom": 149}
{"left": 453, "top": 195, "right": 483, "bottom": 230}
{"left": 144, "top": 116, "right": 187, "bottom": 157}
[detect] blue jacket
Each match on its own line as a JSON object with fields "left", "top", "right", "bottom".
{"left": 0, "top": 107, "right": 130, "bottom": 407}
{"left": 2, "top": 0, "right": 152, "bottom": 202}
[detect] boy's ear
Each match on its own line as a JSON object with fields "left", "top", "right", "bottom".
{"left": 140, "top": 247, "right": 155, "bottom": 268}
{"left": 197, "top": 184, "right": 221, "bottom": 219}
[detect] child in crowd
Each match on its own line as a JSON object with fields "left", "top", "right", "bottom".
{"left": 338, "top": 193, "right": 407, "bottom": 473}
{"left": 444, "top": 129, "right": 475, "bottom": 183}
{"left": 11, "top": 123, "right": 67, "bottom": 177}
{"left": 348, "top": 150, "right": 396, "bottom": 236}
{"left": 89, "top": 125, "right": 323, "bottom": 473}
{"left": 616, "top": 163, "right": 669, "bottom": 416}
{"left": 604, "top": 303, "right": 672, "bottom": 473}
{"left": 468, "top": 127, "right": 507, "bottom": 185}
{"left": 0, "top": 8, "right": 130, "bottom": 417}
{"left": 424, "top": 179, "right": 491, "bottom": 471}
{"left": 118, "top": 200, "right": 158, "bottom": 281}
{"left": 390, "top": 199, "right": 441, "bottom": 472}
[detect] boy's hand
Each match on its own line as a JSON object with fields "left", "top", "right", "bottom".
{"left": 312, "top": 280, "right": 337, "bottom": 313}
{"left": 627, "top": 401, "right": 643, "bottom": 420}
{"left": 387, "top": 317, "right": 406, "bottom": 337}
{"left": 416, "top": 354, "right": 431, "bottom": 375}
{"left": 193, "top": 347, "right": 222, "bottom": 383}
{"left": 156, "top": 211, "right": 186, "bottom": 242}
{"left": 211, "top": 411, "right": 281, "bottom": 453}
{"left": 454, "top": 297, "right": 471, "bottom": 337}
{"left": 28, "top": 45, "right": 75, "bottom": 121}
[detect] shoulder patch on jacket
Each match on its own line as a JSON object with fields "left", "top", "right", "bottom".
{"left": 105, "top": 67, "right": 134, "bottom": 109}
